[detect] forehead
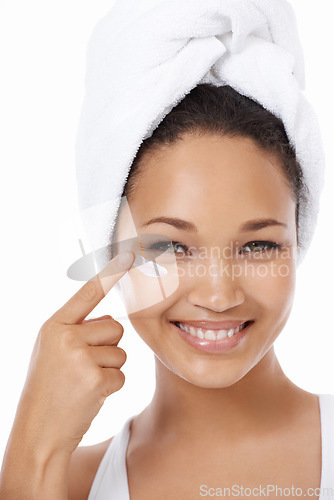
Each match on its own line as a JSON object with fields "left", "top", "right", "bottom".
{"left": 122, "top": 134, "right": 295, "bottom": 235}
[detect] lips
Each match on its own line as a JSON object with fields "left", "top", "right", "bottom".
{"left": 170, "top": 319, "right": 252, "bottom": 330}
{"left": 170, "top": 320, "right": 253, "bottom": 353}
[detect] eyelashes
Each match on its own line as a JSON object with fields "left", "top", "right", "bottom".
{"left": 132, "top": 240, "right": 283, "bottom": 279}
{"left": 240, "top": 241, "right": 281, "bottom": 254}
{"left": 144, "top": 240, "right": 281, "bottom": 257}
{"left": 150, "top": 241, "right": 190, "bottom": 256}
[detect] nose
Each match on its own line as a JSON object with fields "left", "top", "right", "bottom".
{"left": 186, "top": 257, "right": 245, "bottom": 313}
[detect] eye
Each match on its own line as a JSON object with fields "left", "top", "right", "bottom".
{"left": 240, "top": 240, "right": 280, "bottom": 254}
{"left": 147, "top": 240, "right": 190, "bottom": 257}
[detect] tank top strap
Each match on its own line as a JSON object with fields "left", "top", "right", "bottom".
{"left": 88, "top": 396, "right": 334, "bottom": 499}
{"left": 319, "top": 393, "right": 334, "bottom": 495}
{"left": 88, "top": 414, "right": 137, "bottom": 500}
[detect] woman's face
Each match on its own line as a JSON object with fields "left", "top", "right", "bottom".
{"left": 116, "top": 133, "right": 297, "bottom": 388}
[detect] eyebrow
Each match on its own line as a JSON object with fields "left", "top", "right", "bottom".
{"left": 141, "top": 216, "right": 288, "bottom": 233}
{"left": 239, "top": 218, "right": 288, "bottom": 232}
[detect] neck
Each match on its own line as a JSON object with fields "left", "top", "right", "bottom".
{"left": 140, "top": 347, "right": 299, "bottom": 444}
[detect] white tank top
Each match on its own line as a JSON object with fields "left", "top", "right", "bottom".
{"left": 87, "top": 393, "right": 334, "bottom": 499}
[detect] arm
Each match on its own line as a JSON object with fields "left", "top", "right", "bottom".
{"left": 0, "top": 409, "right": 71, "bottom": 499}
{"left": 0, "top": 252, "right": 133, "bottom": 500}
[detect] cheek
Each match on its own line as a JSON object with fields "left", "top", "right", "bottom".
{"left": 119, "top": 262, "right": 180, "bottom": 315}
{"left": 244, "top": 256, "right": 296, "bottom": 321}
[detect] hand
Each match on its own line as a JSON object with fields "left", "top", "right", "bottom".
{"left": 16, "top": 250, "right": 135, "bottom": 456}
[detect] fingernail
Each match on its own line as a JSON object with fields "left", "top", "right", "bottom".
{"left": 118, "top": 251, "right": 134, "bottom": 267}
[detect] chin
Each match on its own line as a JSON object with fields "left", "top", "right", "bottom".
{"left": 168, "top": 359, "right": 252, "bottom": 390}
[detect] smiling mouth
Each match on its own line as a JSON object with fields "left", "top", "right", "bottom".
{"left": 171, "top": 320, "right": 253, "bottom": 340}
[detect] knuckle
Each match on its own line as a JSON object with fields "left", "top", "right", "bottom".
{"left": 110, "top": 320, "right": 124, "bottom": 338}
{"left": 116, "top": 369, "right": 126, "bottom": 388}
{"left": 89, "top": 368, "right": 105, "bottom": 390}
{"left": 41, "top": 318, "right": 59, "bottom": 333}
{"left": 72, "top": 345, "right": 89, "bottom": 364}
{"left": 112, "top": 369, "right": 126, "bottom": 392}
{"left": 104, "top": 369, "right": 125, "bottom": 397}
{"left": 103, "top": 315, "right": 113, "bottom": 320}
{"left": 117, "top": 347, "right": 127, "bottom": 364}
{"left": 39, "top": 320, "right": 53, "bottom": 340}
{"left": 116, "top": 322, "right": 124, "bottom": 335}
{"left": 100, "top": 319, "right": 124, "bottom": 343}
{"left": 57, "top": 326, "right": 78, "bottom": 350}
{"left": 107, "top": 318, "right": 124, "bottom": 333}
{"left": 38, "top": 320, "right": 62, "bottom": 346}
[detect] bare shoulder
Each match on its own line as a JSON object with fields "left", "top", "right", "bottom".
{"left": 67, "top": 436, "right": 114, "bottom": 500}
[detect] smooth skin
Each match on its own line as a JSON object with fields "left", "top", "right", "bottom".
{"left": 0, "top": 134, "right": 322, "bottom": 500}
{"left": 116, "top": 134, "right": 321, "bottom": 499}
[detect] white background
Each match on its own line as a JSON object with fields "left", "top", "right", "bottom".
{"left": 0, "top": 0, "right": 333, "bottom": 464}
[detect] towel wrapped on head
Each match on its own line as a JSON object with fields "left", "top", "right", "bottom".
{"left": 75, "top": 0, "right": 325, "bottom": 269}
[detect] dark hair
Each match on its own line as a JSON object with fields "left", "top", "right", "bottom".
{"left": 120, "top": 83, "right": 309, "bottom": 247}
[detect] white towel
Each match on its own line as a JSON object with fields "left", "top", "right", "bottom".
{"left": 75, "top": 0, "right": 325, "bottom": 269}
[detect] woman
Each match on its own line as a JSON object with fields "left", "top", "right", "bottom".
{"left": 1, "top": 82, "right": 333, "bottom": 499}
{"left": 1, "top": 2, "right": 333, "bottom": 500}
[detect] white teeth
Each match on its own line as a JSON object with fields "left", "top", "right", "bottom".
{"left": 188, "top": 326, "right": 205, "bottom": 340}
{"left": 197, "top": 329, "right": 205, "bottom": 339}
{"left": 217, "top": 329, "right": 227, "bottom": 340}
{"left": 204, "top": 330, "right": 216, "bottom": 340}
{"left": 176, "top": 322, "right": 245, "bottom": 340}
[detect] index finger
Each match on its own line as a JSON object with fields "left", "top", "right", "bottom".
{"left": 50, "top": 251, "right": 134, "bottom": 325}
